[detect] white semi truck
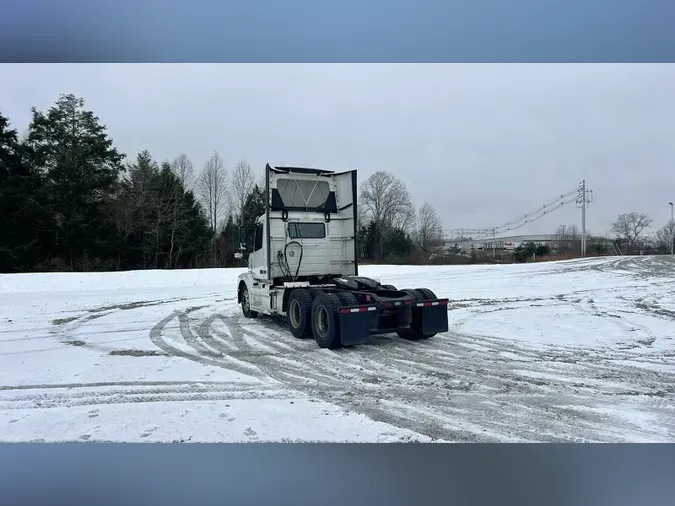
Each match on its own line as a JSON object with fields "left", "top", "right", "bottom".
{"left": 236, "top": 164, "right": 449, "bottom": 349}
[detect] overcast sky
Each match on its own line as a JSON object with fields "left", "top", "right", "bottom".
{"left": 1, "top": 64, "right": 674, "bottom": 237}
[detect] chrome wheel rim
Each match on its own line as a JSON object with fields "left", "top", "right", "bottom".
{"left": 242, "top": 288, "right": 250, "bottom": 312}
{"left": 289, "top": 299, "right": 301, "bottom": 328}
{"left": 316, "top": 305, "right": 329, "bottom": 338}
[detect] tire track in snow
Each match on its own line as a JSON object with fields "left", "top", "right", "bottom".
{"left": 0, "top": 388, "right": 297, "bottom": 410}
{"left": 159, "top": 311, "right": 348, "bottom": 388}
{"left": 0, "top": 379, "right": 289, "bottom": 410}
{"left": 17, "top": 256, "right": 674, "bottom": 442}
{"left": 149, "top": 311, "right": 266, "bottom": 381}
{"left": 0, "top": 380, "right": 261, "bottom": 392}
{"left": 177, "top": 310, "right": 222, "bottom": 358}
{"left": 155, "top": 305, "right": 675, "bottom": 442}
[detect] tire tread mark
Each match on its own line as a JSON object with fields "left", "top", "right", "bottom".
{"left": 150, "top": 311, "right": 266, "bottom": 380}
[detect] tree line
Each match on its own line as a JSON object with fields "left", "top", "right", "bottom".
{"left": 510, "top": 210, "right": 674, "bottom": 263}
{"left": 443, "top": 208, "right": 674, "bottom": 265}
{"left": 609, "top": 212, "right": 674, "bottom": 255}
{"left": 554, "top": 213, "right": 675, "bottom": 256}
{"left": 1, "top": 94, "right": 445, "bottom": 273}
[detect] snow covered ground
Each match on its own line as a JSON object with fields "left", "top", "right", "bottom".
{"left": 1, "top": 255, "right": 673, "bottom": 442}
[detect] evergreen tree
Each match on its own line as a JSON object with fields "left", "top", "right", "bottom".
{"left": 358, "top": 220, "right": 379, "bottom": 261}
{"left": 108, "top": 150, "right": 158, "bottom": 269}
{"left": 241, "top": 184, "right": 265, "bottom": 252}
{"left": 110, "top": 151, "right": 211, "bottom": 270}
{"left": 383, "top": 228, "right": 414, "bottom": 262}
{"left": 26, "top": 94, "right": 125, "bottom": 269}
{"left": 514, "top": 242, "right": 538, "bottom": 263}
{"left": 0, "top": 111, "right": 50, "bottom": 272}
{"left": 3, "top": 95, "right": 445, "bottom": 272}
{"left": 218, "top": 214, "right": 240, "bottom": 267}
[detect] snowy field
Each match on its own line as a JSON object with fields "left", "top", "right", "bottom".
{"left": 1, "top": 255, "right": 674, "bottom": 443}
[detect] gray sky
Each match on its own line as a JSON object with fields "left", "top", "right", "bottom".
{"left": 1, "top": 64, "right": 674, "bottom": 237}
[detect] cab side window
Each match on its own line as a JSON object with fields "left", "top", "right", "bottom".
{"left": 253, "top": 222, "right": 263, "bottom": 251}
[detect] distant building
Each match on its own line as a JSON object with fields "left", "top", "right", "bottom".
{"left": 445, "top": 234, "right": 559, "bottom": 252}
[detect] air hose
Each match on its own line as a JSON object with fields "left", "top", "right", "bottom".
{"left": 278, "top": 240, "right": 303, "bottom": 281}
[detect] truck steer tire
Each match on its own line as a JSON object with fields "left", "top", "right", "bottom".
{"left": 311, "top": 293, "right": 342, "bottom": 349}
{"left": 287, "top": 289, "right": 313, "bottom": 339}
{"left": 240, "top": 285, "right": 258, "bottom": 319}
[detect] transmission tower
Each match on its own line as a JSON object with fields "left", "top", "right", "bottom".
{"left": 576, "top": 180, "right": 593, "bottom": 257}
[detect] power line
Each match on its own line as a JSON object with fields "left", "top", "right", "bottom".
{"left": 489, "top": 185, "right": 580, "bottom": 233}
{"left": 445, "top": 182, "right": 589, "bottom": 241}
{"left": 473, "top": 195, "right": 578, "bottom": 240}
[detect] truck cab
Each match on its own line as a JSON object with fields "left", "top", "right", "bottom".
{"left": 235, "top": 164, "right": 449, "bottom": 349}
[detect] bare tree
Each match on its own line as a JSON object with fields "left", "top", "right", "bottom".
{"left": 417, "top": 202, "right": 444, "bottom": 253}
{"left": 611, "top": 212, "right": 653, "bottom": 252}
{"left": 553, "top": 224, "right": 581, "bottom": 253}
{"left": 359, "top": 171, "right": 416, "bottom": 261}
{"left": 655, "top": 220, "right": 675, "bottom": 253}
{"left": 257, "top": 171, "right": 266, "bottom": 192}
{"left": 162, "top": 164, "right": 197, "bottom": 269}
{"left": 554, "top": 224, "right": 580, "bottom": 240}
{"left": 230, "top": 158, "right": 255, "bottom": 225}
{"left": 198, "top": 151, "right": 228, "bottom": 263}
{"left": 171, "top": 153, "right": 194, "bottom": 191}
{"left": 360, "top": 171, "right": 416, "bottom": 230}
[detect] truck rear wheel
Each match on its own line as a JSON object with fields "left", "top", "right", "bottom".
{"left": 336, "top": 292, "right": 358, "bottom": 307}
{"left": 396, "top": 288, "right": 436, "bottom": 340}
{"left": 400, "top": 288, "right": 423, "bottom": 303}
{"left": 240, "top": 284, "right": 258, "bottom": 319}
{"left": 307, "top": 287, "right": 324, "bottom": 300}
{"left": 414, "top": 288, "right": 437, "bottom": 300}
{"left": 311, "top": 293, "right": 342, "bottom": 349}
{"left": 287, "top": 289, "right": 313, "bottom": 338}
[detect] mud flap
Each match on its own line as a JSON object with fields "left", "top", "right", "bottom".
{"left": 412, "top": 299, "right": 449, "bottom": 335}
{"left": 338, "top": 305, "right": 378, "bottom": 346}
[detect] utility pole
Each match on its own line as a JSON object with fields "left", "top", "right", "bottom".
{"left": 669, "top": 202, "right": 673, "bottom": 256}
{"left": 576, "top": 180, "right": 593, "bottom": 257}
{"left": 492, "top": 227, "right": 497, "bottom": 257}
{"left": 581, "top": 181, "right": 586, "bottom": 257}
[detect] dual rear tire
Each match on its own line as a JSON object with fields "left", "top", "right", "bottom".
{"left": 310, "top": 293, "right": 343, "bottom": 349}
{"left": 286, "top": 289, "right": 345, "bottom": 349}
{"left": 396, "top": 288, "right": 438, "bottom": 340}
{"left": 245, "top": 284, "right": 439, "bottom": 347}
{"left": 286, "top": 288, "right": 314, "bottom": 339}
{"left": 243, "top": 285, "right": 342, "bottom": 348}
